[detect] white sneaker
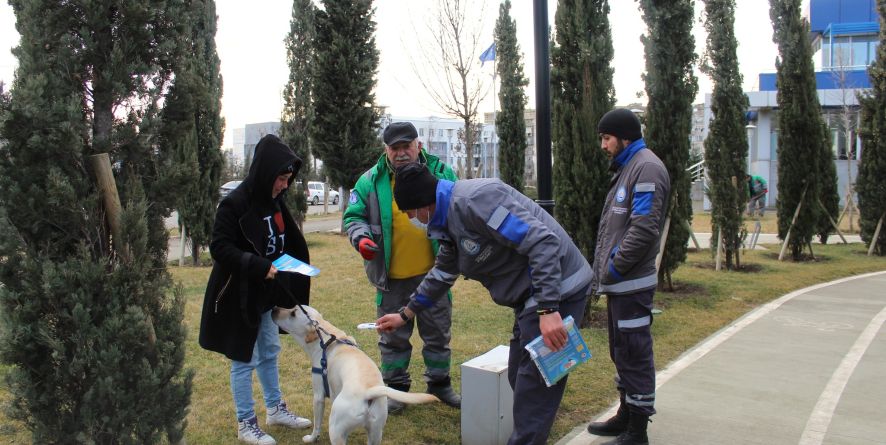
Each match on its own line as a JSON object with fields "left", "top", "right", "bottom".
{"left": 266, "top": 401, "right": 312, "bottom": 429}
{"left": 237, "top": 415, "right": 276, "bottom": 445}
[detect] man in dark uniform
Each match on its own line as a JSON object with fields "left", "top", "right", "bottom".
{"left": 587, "top": 109, "right": 670, "bottom": 445}
{"left": 376, "top": 162, "right": 592, "bottom": 445}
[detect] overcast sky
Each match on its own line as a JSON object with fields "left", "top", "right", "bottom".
{"left": 0, "top": 0, "right": 789, "bottom": 148}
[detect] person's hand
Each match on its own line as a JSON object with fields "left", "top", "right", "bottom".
{"left": 357, "top": 237, "right": 379, "bottom": 260}
{"left": 539, "top": 311, "right": 567, "bottom": 352}
{"left": 265, "top": 264, "right": 278, "bottom": 280}
{"left": 376, "top": 313, "right": 406, "bottom": 333}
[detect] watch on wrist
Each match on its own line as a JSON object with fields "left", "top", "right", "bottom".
{"left": 536, "top": 307, "right": 558, "bottom": 316}
{"left": 397, "top": 307, "right": 410, "bottom": 322}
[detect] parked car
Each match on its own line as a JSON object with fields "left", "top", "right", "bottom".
{"left": 306, "top": 181, "right": 339, "bottom": 206}
{"left": 219, "top": 180, "right": 242, "bottom": 199}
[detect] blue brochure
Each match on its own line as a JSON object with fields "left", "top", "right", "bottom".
{"left": 272, "top": 254, "right": 320, "bottom": 277}
{"left": 524, "top": 315, "right": 592, "bottom": 387}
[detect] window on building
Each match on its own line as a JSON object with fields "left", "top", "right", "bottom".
{"left": 824, "top": 110, "right": 859, "bottom": 160}
{"left": 826, "top": 35, "right": 878, "bottom": 68}
{"left": 851, "top": 36, "right": 873, "bottom": 67}
{"left": 419, "top": 128, "right": 425, "bottom": 136}
{"left": 832, "top": 36, "right": 852, "bottom": 67}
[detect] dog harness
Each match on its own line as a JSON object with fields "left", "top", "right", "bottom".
{"left": 294, "top": 303, "right": 357, "bottom": 399}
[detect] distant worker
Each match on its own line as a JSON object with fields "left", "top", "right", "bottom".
{"left": 343, "top": 122, "right": 461, "bottom": 414}
{"left": 747, "top": 174, "right": 768, "bottom": 218}
{"left": 587, "top": 108, "right": 670, "bottom": 445}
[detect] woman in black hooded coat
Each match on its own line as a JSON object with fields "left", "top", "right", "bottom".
{"left": 199, "top": 134, "right": 312, "bottom": 443}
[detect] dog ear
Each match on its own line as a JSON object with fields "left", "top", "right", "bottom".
{"left": 304, "top": 328, "right": 319, "bottom": 343}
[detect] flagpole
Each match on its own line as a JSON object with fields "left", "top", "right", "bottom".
{"left": 493, "top": 55, "right": 497, "bottom": 179}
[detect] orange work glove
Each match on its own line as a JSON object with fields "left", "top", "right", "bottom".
{"left": 357, "top": 237, "right": 379, "bottom": 261}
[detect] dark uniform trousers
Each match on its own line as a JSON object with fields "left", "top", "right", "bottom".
{"left": 506, "top": 289, "right": 589, "bottom": 445}
{"left": 607, "top": 289, "right": 656, "bottom": 416}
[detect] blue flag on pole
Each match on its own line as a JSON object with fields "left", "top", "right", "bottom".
{"left": 479, "top": 42, "right": 496, "bottom": 66}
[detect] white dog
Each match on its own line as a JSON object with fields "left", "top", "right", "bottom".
{"left": 272, "top": 305, "right": 439, "bottom": 445}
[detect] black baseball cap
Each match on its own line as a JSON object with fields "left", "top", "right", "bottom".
{"left": 383, "top": 122, "right": 418, "bottom": 146}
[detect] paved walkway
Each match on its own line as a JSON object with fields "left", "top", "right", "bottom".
{"left": 690, "top": 232, "right": 862, "bottom": 250}
{"left": 558, "top": 271, "right": 886, "bottom": 445}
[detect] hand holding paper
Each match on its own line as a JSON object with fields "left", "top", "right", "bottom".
{"left": 271, "top": 254, "right": 320, "bottom": 277}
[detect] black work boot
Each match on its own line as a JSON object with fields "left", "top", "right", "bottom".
{"left": 602, "top": 413, "right": 649, "bottom": 445}
{"left": 427, "top": 378, "right": 461, "bottom": 408}
{"left": 587, "top": 391, "right": 629, "bottom": 436}
{"left": 386, "top": 383, "right": 410, "bottom": 415}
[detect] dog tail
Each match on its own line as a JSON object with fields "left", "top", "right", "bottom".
{"left": 365, "top": 386, "right": 440, "bottom": 405}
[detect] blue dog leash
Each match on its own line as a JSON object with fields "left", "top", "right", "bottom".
{"left": 275, "top": 280, "right": 359, "bottom": 398}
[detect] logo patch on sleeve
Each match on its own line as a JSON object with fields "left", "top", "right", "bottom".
{"left": 461, "top": 238, "right": 481, "bottom": 255}
{"left": 348, "top": 191, "right": 359, "bottom": 205}
{"left": 615, "top": 186, "right": 627, "bottom": 203}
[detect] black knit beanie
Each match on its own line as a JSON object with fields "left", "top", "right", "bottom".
{"left": 394, "top": 162, "right": 438, "bottom": 210}
{"left": 597, "top": 108, "right": 642, "bottom": 142}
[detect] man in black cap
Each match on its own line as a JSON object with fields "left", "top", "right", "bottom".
{"left": 377, "top": 162, "right": 593, "bottom": 445}
{"left": 586, "top": 108, "right": 670, "bottom": 445}
{"left": 342, "top": 122, "right": 461, "bottom": 414}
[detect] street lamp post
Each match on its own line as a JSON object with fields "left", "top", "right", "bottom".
{"left": 533, "top": 0, "right": 553, "bottom": 215}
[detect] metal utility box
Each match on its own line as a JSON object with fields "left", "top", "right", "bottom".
{"left": 460, "top": 345, "right": 514, "bottom": 445}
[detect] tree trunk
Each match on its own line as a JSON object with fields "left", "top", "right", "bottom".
{"left": 463, "top": 117, "right": 474, "bottom": 179}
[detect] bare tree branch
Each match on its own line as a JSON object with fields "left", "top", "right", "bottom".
{"left": 404, "top": 0, "right": 490, "bottom": 178}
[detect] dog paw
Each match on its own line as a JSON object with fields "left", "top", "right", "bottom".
{"left": 303, "top": 434, "right": 319, "bottom": 443}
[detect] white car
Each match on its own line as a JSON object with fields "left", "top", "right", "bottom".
{"left": 219, "top": 180, "right": 242, "bottom": 199}
{"left": 306, "top": 181, "right": 339, "bottom": 206}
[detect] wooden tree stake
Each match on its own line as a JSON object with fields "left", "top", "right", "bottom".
{"left": 817, "top": 198, "right": 847, "bottom": 244}
{"left": 779, "top": 185, "right": 808, "bottom": 261}
{"left": 869, "top": 212, "right": 886, "bottom": 256}
{"left": 88, "top": 153, "right": 130, "bottom": 261}
{"left": 655, "top": 215, "right": 672, "bottom": 272}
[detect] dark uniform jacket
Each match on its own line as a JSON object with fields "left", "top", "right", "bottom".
{"left": 591, "top": 139, "right": 670, "bottom": 296}
{"left": 405, "top": 178, "right": 592, "bottom": 314}
{"left": 198, "top": 135, "right": 310, "bottom": 362}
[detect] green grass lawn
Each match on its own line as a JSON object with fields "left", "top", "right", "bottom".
{"left": 1, "top": 233, "right": 884, "bottom": 444}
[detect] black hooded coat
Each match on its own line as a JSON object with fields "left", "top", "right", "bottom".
{"left": 199, "top": 134, "right": 310, "bottom": 362}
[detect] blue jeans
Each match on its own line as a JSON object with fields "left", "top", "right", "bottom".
{"left": 231, "top": 310, "right": 282, "bottom": 421}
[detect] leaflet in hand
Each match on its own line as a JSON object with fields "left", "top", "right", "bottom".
{"left": 524, "top": 315, "right": 592, "bottom": 387}
{"left": 272, "top": 254, "right": 320, "bottom": 277}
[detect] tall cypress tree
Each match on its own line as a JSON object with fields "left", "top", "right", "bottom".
{"left": 280, "top": 0, "right": 316, "bottom": 221}
{"left": 494, "top": 0, "right": 528, "bottom": 192}
{"left": 702, "top": 0, "right": 748, "bottom": 269}
{"left": 189, "top": 0, "right": 225, "bottom": 263}
{"left": 551, "top": 0, "right": 614, "bottom": 261}
{"left": 770, "top": 0, "right": 834, "bottom": 259}
{"left": 311, "top": 0, "right": 380, "bottom": 191}
{"left": 162, "top": 0, "right": 225, "bottom": 266}
{"left": 0, "top": 1, "right": 192, "bottom": 442}
{"left": 640, "top": 0, "right": 698, "bottom": 287}
{"left": 858, "top": 0, "right": 886, "bottom": 256}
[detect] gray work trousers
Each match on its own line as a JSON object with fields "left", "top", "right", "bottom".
{"left": 376, "top": 275, "right": 452, "bottom": 388}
